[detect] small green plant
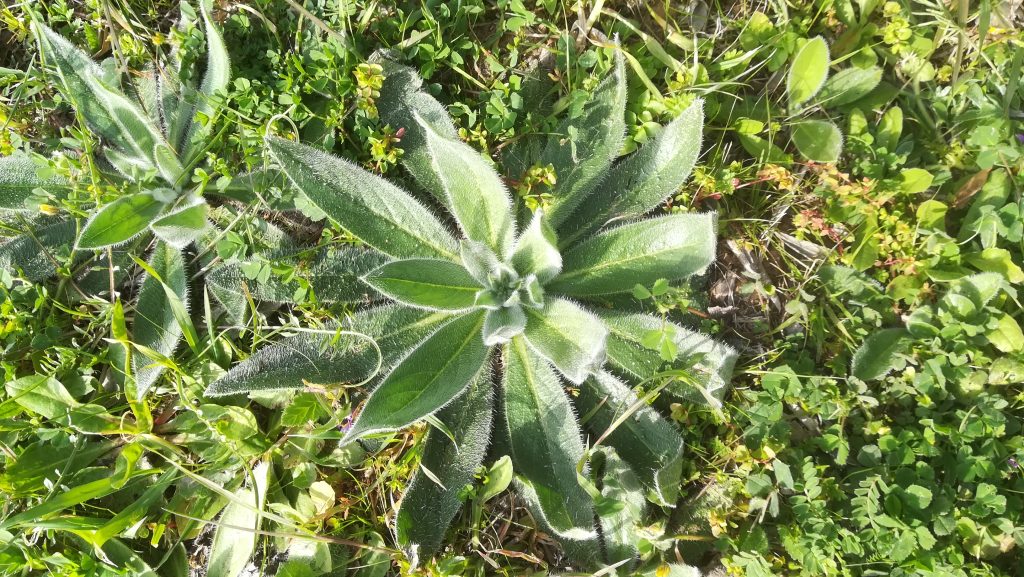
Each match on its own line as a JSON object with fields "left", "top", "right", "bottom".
{"left": 206, "top": 52, "right": 736, "bottom": 569}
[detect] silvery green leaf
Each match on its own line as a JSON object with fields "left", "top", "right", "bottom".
{"left": 523, "top": 298, "right": 607, "bottom": 384}
{"left": 266, "top": 136, "right": 458, "bottom": 261}
{"left": 787, "top": 36, "right": 830, "bottom": 108}
{"left": 561, "top": 100, "right": 704, "bottom": 245}
{"left": 510, "top": 209, "right": 561, "bottom": 282}
{"left": 578, "top": 372, "right": 684, "bottom": 506}
{"left": 598, "top": 310, "right": 737, "bottom": 407}
{"left": 374, "top": 55, "right": 460, "bottom": 205}
{"left": 542, "top": 49, "right": 627, "bottom": 229}
{"left": 417, "top": 113, "right": 515, "bottom": 258}
{"left": 502, "top": 336, "right": 595, "bottom": 541}
{"left": 205, "top": 305, "right": 451, "bottom": 396}
{"left": 86, "top": 74, "right": 165, "bottom": 168}
{"left": 549, "top": 213, "right": 716, "bottom": 297}
{"left": 78, "top": 192, "right": 167, "bottom": 249}
{"left": 482, "top": 305, "right": 526, "bottom": 345}
{"left": 0, "top": 155, "right": 69, "bottom": 210}
{"left": 150, "top": 198, "right": 208, "bottom": 248}
{"left": 395, "top": 373, "right": 493, "bottom": 565}
{"left": 0, "top": 219, "right": 75, "bottom": 282}
{"left": 183, "top": 0, "right": 230, "bottom": 159}
{"left": 131, "top": 241, "right": 188, "bottom": 395}
{"left": 850, "top": 328, "right": 912, "bottom": 381}
{"left": 206, "top": 246, "right": 386, "bottom": 306}
{"left": 153, "top": 143, "right": 185, "bottom": 187}
{"left": 816, "top": 66, "right": 883, "bottom": 107}
{"left": 591, "top": 447, "right": 645, "bottom": 568}
{"left": 362, "top": 258, "right": 482, "bottom": 311}
{"left": 207, "top": 461, "right": 270, "bottom": 577}
{"left": 459, "top": 240, "right": 502, "bottom": 286}
{"left": 344, "top": 312, "right": 489, "bottom": 439}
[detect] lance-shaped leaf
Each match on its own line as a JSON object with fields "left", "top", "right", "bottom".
{"left": 182, "top": 0, "right": 231, "bottom": 157}
{"left": 266, "top": 136, "right": 458, "bottom": 261}
{"left": 591, "top": 447, "right": 646, "bottom": 567}
{"left": 78, "top": 192, "right": 167, "bottom": 249}
{"left": 542, "top": 49, "right": 627, "bottom": 229}
{"left": 510, "top": 209, "right": 561, "bottom": 282}
{"left": 153, "top": 143, "right": 185, "bottom": 186}
{"left": 205, "top": 305, "right": 449, "bottom": 396}
{"left": 787, "top": 36, "right": 830, "bottom": 108}
{"left": 550, "top": 213, "right": 716, "bottom": 297}
{"left": 483, "top": 304, "right": 526, "bottom": 345}
{"left": 395, "top": 373, "right": 493, "bottom": 565}
{"left": 0, "top": 219, "right": 76, "bottom": 282}
{"left": 374, "top": 55, "right": 460, "bottom": 205}
{"left": 86, "top": 74, "right": 165, "bottom": 168}
{"left": 150, "top": 198, "right": 209, "bottom": 248}
{"left": 561, "top": 101, "right": 704, "bottom": 245}
{"left": 502, "top": 337, "right": 595, "bottom": 540}
{"left": 598, "top": 311, "right": 737, "bottom": 406}
{"left": 523, "top": 298, "right": 607, "bottom": 384}
{"left": 417, "top": 113, "right": 515, "bottom": 258}
{"left": 578, "top": 371, "right": 685, "bottom": 506}
{"left": 850, "top": 328, "right": 912, "bottom": 381}
{"left": 344, "top": 312, "right": 488, "bottom": 439}
{"left": 0, "top": 155, "right": 69, "bottom": 210}
{"left": 130, "top": 241, "right": 188, "bottom": 395}
{"left": 32, "top": 22, "right": 123, "bottom": 145}
{"left": 816, "top": 66, "right": 883, "bottom": 107}
{"left": 206, "top": 247, "right": 387, "bottom": 306}
{"left": 362, "top": 258, "right": 482, "bottom": 311}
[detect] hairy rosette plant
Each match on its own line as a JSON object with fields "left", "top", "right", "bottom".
{"left": 205, "top": 52, "right": 736, "bottom": 570}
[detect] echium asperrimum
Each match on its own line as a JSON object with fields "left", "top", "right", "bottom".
{"left": 206, "top": 51, "right": 736, "bottom": 571}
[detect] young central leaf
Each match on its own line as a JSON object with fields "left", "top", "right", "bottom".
{"left": 362, "top": 259, "right": 482, "bottom": 311}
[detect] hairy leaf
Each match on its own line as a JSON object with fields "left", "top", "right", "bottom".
{"left": 150, "top": 198, "right": 209, "bottom": 248}
{"left": 0, "top": 155, "right": 69, "bottom": 210}
{"left": 503, "top": 337, "right": 595, "bottom": 540}
{"left": 542, "top": 50, "right": 627, "bottom": 228}
{"left": 787, "top": 36, "right": 830, "bottom": 107}
{"left": 207, "top": 462, "right": 270, "bottom": 577}
{"left": 363, "top": 258, "right": 482, "bottom": 311}
{"left": 78, "top": 192, "right": 166, "bottom": 249}
{"left": 550, "top": 213, "right": 716, "bottom": 297}
{"left": 205, "top": 305, "right": 449, "bottom": 396}
{"left": 345, "top": 312, "right": 489, "bottom": 439}
{"left": 562, "top": 100, "right": 704, "bottom": 245}
{"left": 395, "top": 373, "right": 493, "bottom": 565}
{"left": 850, "top": 328, "right": 912, "bottom": 381}
{"left": 523, "top": 298, "right": 607, "bottom": 384}
{"left": 183, "top": 0, "right": 230, "bottom": 157}
{"left": 591, "top": 447, "right": 645, "bottom": 567}
{"left": 417, "top": 114, "right": 515, "bottom": 258}
{"left": 483, "top": 305, "right": 527, "bottom": 345}
{"left": 266, "top": 136, "right": 458, "bottom": 260}
{"left": 510, "top": 209, "right": 561, "bottom": 282}
{"left": 598, "top": 310, "right": 737, "bottom": 406}
{"left": 579, "top": 371, "right": 685, "bottom": 506}
{"left": 816, "top": 66, "right": 883, "bottom": 107}
{"left": 131, "top": 241, "right": 188, "bottom": 395}
{"left": 791, "top": 120, "right": 843, "bottom": 163}
{"left": 0, "top": 219, "right": 76, "bottom": 282}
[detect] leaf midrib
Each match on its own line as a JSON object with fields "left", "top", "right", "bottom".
{"left": 557, "top": 230, "right": 696, "bottom": 285}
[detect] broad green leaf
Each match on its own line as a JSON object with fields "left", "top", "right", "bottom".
{"left": 417, "top": 113, "right": 515, "bottom": 258}
{"left": 523, "top": 298, "right": 607, "bottom": 384}
{"left": 207, "top": 461, "right": 270, "bottom": 577}
{"left": 0, "top": 219, "right": 76, "bottom": 282}
{"left": 900, "top": 168, "right": 934, "bottom": 194}
{"left": 598, "top": 310, "right": 737, "bottom": 406}
{"left": 787, "top": 36, "right": 830, "bottom": 107}
{"left": 989, "top": 314, "right": 1024, "bottom": 353}
{"left": 850, "top": 328, "right": 912, "bottom": 381}
{"left": 737, "top": 133, "right": 793, "bottom": 164}
{"left": 959, "top": 169, "right": 1009, "bottom": 242}
{"left": 78, "top": 192, "right": 166, "bottom": 249}
{"left": 395, "top": 373, "right": 493, "bottom": 565}
{"left": 206, "top": 246, "right": 387, "bottom": 306}
{"left": 478, "top": 455, "right": 514, "bottom": 503}
{"left": 876, "top": 105, "right": 903, "bottom": 150}
{"left": 150, "top": 199, "right": 209, "bottom": 248}
{"left": 184, "top": 0, "right": 231, "bottom": 157}
{"left": 549, "top": 213, "right": 716, "bottom": 297}
{"left": 816, "top": 66, "right": 883, "bottom": 107}
{"left": 578, "top": 372, "right": 685, "bottom": 506}
{"left": 0, "top": 155, "right": 68, "bottom": 210}
{"left": 0, "top": 437, "right": 114, "bottom": 497}
{"left": 375, "top": 56, "right": 461, "bottom": 205}
{"left": 482, "top": 304, "right": 527, "bottom": 345}
{"left": 4, "top": 376, "right": 114, "bottom": 433}
{"left": 363, "top": 258, "right": 482, "bottom": 311}
{"left": 791, "top": 120, "right": 843, "bottom": 163}
{"left": 502, "top": 336, "right": 595, "bottom": 540}
{"left": 345, "top": 313, "right": 488, "bottom": 439}
{"left": 561, "top": 100, "right": 704, "bottom": 245}
{"left": 205, "top": 305, "right": 449, "bottom": 396}
{"left": 129, "top": 241, "right": 188, "bottom": 395}
{"left": 542, "top": 50, "right": 628, "bottom": 229}
{"left": 510, "top": 209, "right": 561, "bottom": 282}
{"left": 266, "top": 136, "right": 458, "bottom": 260}
{"left": 591, "top": 447, "right": 646, "bottom": 568}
